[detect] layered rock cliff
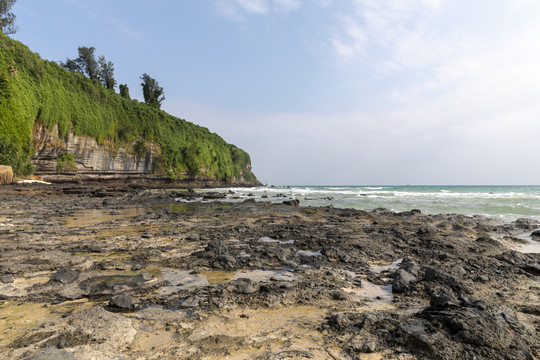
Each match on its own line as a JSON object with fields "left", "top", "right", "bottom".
{"left": 32, "top": 124, "right": 154, "bottom": 176}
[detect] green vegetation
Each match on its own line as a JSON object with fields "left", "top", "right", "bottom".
{"left": 140, "top": 73, "right": 164, "bottom": 109}
{"left": 56, "top": 153, "right": 76, "bottom": 173}
{"left": 0, "top": 34, "right": 258, "bottom": 183}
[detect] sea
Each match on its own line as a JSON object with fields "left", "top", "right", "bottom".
{"left": 206, "top": 185, "right": 540, "bottom": 223}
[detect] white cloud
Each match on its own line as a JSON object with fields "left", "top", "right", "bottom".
{"left": 330, "top": 16, "right": 368, "bottom": 61}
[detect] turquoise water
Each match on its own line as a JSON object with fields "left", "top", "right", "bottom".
{"left": 208, "top": 185, "right": 540, "bottom": 222}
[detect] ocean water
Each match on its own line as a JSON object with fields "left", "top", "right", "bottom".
{"left": 207, "top": 185, "right": 540, "bottom": 223}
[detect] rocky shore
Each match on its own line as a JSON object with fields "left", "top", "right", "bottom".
{"left": 0, "top": 182, "right": 539, "bottom": 359}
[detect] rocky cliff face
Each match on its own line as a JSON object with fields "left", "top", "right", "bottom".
{"left": 32, "top": 124, "right": 154, "bottom": 176}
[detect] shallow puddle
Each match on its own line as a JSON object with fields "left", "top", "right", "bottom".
{"left": 515, "top": 233, "right": 540, "bottom": 254}
{"left": 297, "top": 250, "right": 322, "bottom": 257}
{"left": 344, "top": 280, "right": 395, "bottom": 312}
{"left": 54, "top": 207, "right": 148, "bottom": 228}
{"left": 369, "top": 259, "right": 403, "bottom": 273}
{"left": 0, "top": 299, "right": 95, "bottom": 348}
{"left": 190, "top": 306, "right": 331, "bottom": 359}
{"left": 259, "top": 237, "right": 295, "bottom": 245}
{"left": 233, "top": 269, "right": 298, "bottom": 282}
{"left": 200, "top": 271, "right": 236, "bottom": 284}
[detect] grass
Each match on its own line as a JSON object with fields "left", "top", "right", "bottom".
{"left": 0, "top": 34, "right": 258, "bottom": 183}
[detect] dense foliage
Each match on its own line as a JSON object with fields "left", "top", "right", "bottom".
{"left": 0, "top": 34, "right": 258, "bottom": 183}
{"left": 140, "top": 73, "right": 164, "bottom": 109}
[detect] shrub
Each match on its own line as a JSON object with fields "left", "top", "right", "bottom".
{"left": 56, "top": 153, "right": 77, "bottom": 174}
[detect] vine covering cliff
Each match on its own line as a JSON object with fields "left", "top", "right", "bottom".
{"left": 0, "top": 34, "right": 259, "bottom": 184}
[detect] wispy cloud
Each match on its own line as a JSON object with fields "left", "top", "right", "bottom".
{"left": 215, "top": 0, "right": 302, "bottom": 21}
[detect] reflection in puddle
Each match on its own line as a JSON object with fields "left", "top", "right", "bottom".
{"left": 159, "top": 269, "right": 298, "bottom": 293}
{"left": 369, "top": 259, "right": 403, "bottom": 273}
{"left": 344, "top": 280, "right": 395, "bottom": 312}
{"left": 259, "top": 237, "right": 295, "bottom": 245}
{"left": 297, "top": 250, "right": 322, "bottom": 257}
{"left": 233, "top": 269, "right": 298, "bottom": 282}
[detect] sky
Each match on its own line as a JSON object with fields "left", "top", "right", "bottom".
{"left": 9, "top": 0, "right": 540, "bottom": 185}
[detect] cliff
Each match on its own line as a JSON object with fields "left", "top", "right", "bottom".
{"left": 0, "top": 34, "right": 259, "bottom": 185}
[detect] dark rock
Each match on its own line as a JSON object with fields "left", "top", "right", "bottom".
{"left": 531, "top": 230, "right": 540, "bottom": 239}
{"left": 476, "top": 236, "right": 503, "bottom": 248}
{"left": 331, "top": 289, "right": 349, "bottom": 301}
{"left": 230, "top": 278, "right": 260, "bottom": 294}
{"left": 131, "top": 263, "right": 143, "bottom": 271}
{"left": 50, "top": 267, "right": 79, "bottom": 284}
{"left": 187, "top": 234, "right": 200, "bottom": 241}
{"left": 109, "top": 294, "right": 141, "bottom": 311}
{"left": 429, "top": 289, "right": 459, "bottom": 308}
{"left": 180, "top": 296, "right": 201, "bottom": 308}
{"left": 1, "top": 274, "right": 14, "bottom": 283}
{"left": 282, "top": 199, "right": 300, "bottom": 206}
{"left": 216, "top": 254, "right": 237, "bottom": 267}
{"left": 400, "top": 258, "right": 420, "bottom": 276}
{"left": 205, "top": 239, "right": 229, "bottom": 256}
{"left": 243, "top": 198, "right": 256, "bottom": 203}
{"left": 392, "top": 269, "right": 416, "bottom": 293}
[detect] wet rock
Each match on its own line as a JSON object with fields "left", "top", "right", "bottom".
{"left": 530, "top": 230, "right": 540, "bottom": 239}
{"left": 216, "top": 254, "right": 237, "bottom": 268}
{"left": 205, "top": 239, "right": 229, "bottom": 256}
{"left": 187, "top": 233, "right": 200, "bottom": 241}
{"left": 180, "top": 296, "right": 202, "bottom": 308}
{"left": 1, "top": 274, "right": 14, "bottom": 283}
{"left": 429, "top": 289, "right": 459, "bottom": 308}
{"left": 50, "top": 267, "right": 79, "bottom": 284}
{"left": 282, "top": 199, "right": 300, "bottom": 206}
{"left": 331, "top": 289, "right": 349, "bottom": 301}
{"left": 400, "top": 257, "right": 420, "bottom": 276}
{"left": 476, "top": 236, "right": 503, "bottom": 248}
{"left": 109, "top": 294, "right": 141, "bottom": 311}
{"left": 0, "top": 165, "right": 13, "bottom": 185}
{"left": 230, "top": 278, "right": 260, "bottom": 294}
{"left": 392, "top": 269, "right": 416, "bottom": 293}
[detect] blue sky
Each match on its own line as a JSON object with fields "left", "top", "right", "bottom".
{"left": 10, "top": 0, "right": 540, "bottom": 185}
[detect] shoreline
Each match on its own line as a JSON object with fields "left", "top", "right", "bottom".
{"left": 0, "top": 184, "right": 539, "bottom": 359}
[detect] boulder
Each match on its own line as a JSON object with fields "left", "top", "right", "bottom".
{"left": 50, "top": 267, "right": 79, "bottom": 284}
{"left": 392, "top": 269, "right": 416, "bottom": 293}
{"left": 283, "top": 199, "right": 300, "bottom": 206}
{"left": 230, "top": 278, "right": 260, "bottom": 294}
{"left": 0, "top": 165, "right": 13, "bottom": 185}
{"left": 109, "top": 294, "right": 141, "bottom": 311}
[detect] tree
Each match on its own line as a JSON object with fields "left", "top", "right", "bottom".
{"left": 0, "top": 0, "right": 17, "bottom": 35}
{"left": 119, "top": 84, "right": 130, "bottom": 99}
{"left": 61, "top": 46, "right": 98, "bottom": 80}
{"left": 140, "top": 73, "right": 165, "bottom": 109}
{"left": 98, "top": 55, "right": 116, "bottom": 90}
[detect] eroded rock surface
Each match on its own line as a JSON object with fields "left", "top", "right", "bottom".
{"left": 0, "top": 183, "right": 538, "bottom": 359}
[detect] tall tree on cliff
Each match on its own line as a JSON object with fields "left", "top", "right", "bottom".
{"left": 0, "top": 0, "right": 18, "bottom": 35}
{"left": 61, "top": 46, "right": 99, "bottom": 80}
{"left": 140, "top": 73, "right": 165, "bottom": 109}
{"left": 98, "top": 55, "right": 116, "bottom": 90}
